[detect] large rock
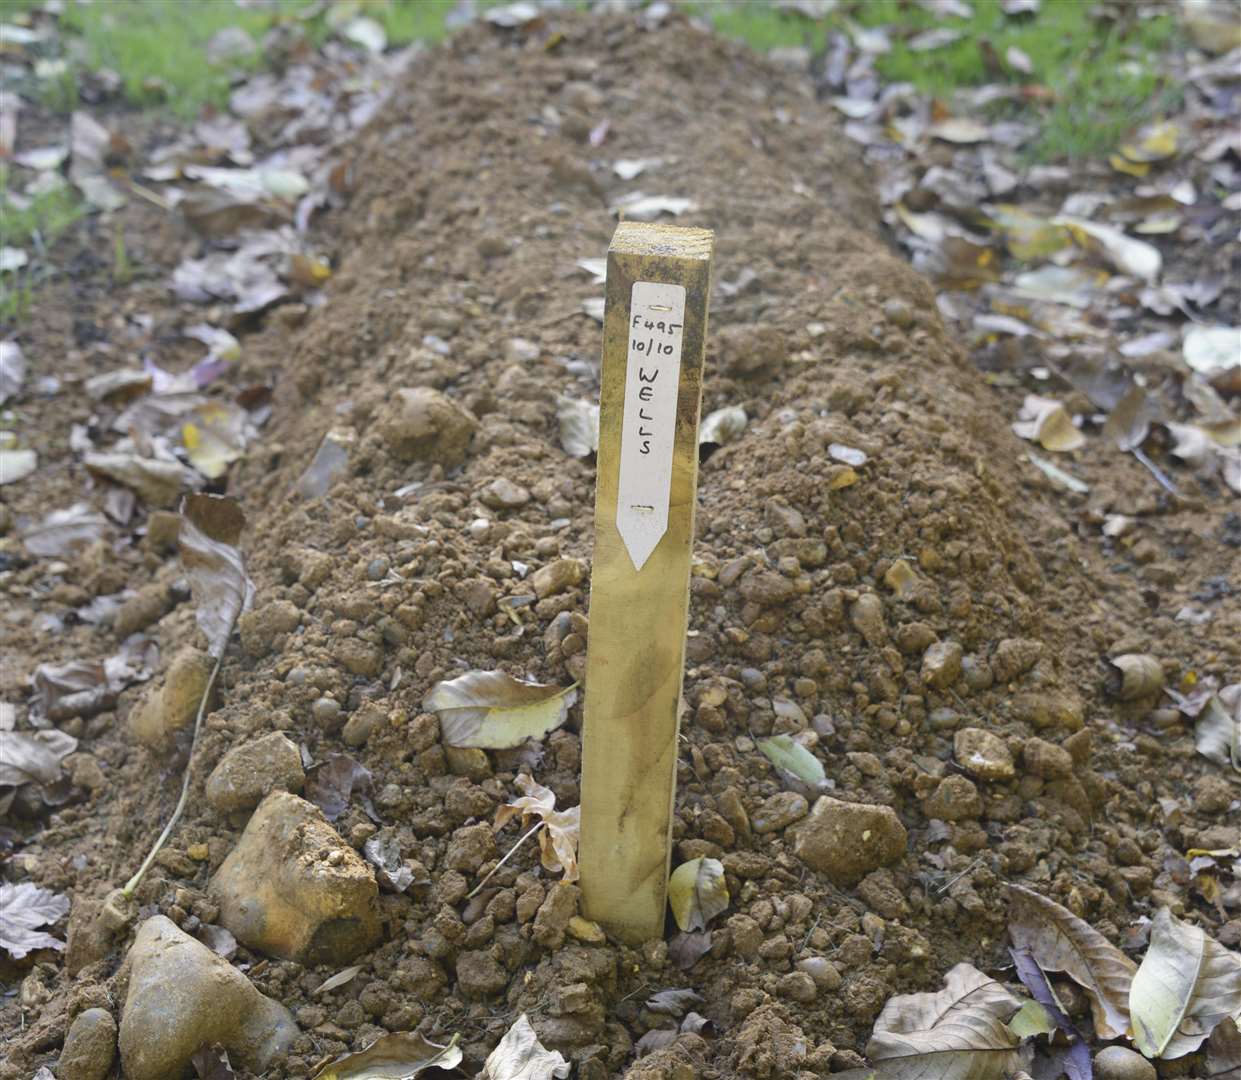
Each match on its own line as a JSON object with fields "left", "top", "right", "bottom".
{"left": 118, "top": 916, "right": 296, "bottom": 1080}
{"left": 205, "top": 731, "right": 305, "bottom": 814}
{"left": 209, "top": 791, "right": 381, "bottom": 964}
{"left": 378, "top": 386, "right": 477, "bottom": 465}
{"left": 788, "top": 796, "right": 907, "bottom": 885}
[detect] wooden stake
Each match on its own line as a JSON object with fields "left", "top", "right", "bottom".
{"left": 579, "top": 221, "right": 714, "bottom": 943}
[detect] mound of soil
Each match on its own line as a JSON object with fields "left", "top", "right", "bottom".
{"left": 3, "top": 10, "right": 1236, "bottom": 1079}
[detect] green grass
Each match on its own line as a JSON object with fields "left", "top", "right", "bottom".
{"left": 0, "top": 169, "right": 85, "bottom": 325}
{"left": 693, "top": 0, "right": 1181, "bottom": 162}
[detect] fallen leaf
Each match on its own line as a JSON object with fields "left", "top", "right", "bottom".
{"left": 1130, "top": 907, "right": 1241, "bottom": 1059}
{"left": 1053, "top": 214, "right": 1162, "bottom": 283}
{"left": 555, "top": 396, "right": 599, "bottom": 458}
{"left": 1008, "top": 883, "right": 1136, "bottom": 1040}
{"left": 0, "top": 881, "right": 70, "bottom": 959}
{"left": 70, "top": 111, "right": 126, "bottom": 211}
{"left": 1010, "top": 947, "right": 1091, "bottom": 1080}
{"left": 1009, "top": 265, "right": 1100, "bottom": 308}
{"left": 864, "top": 963, "right": 1022, "bottom": 1079}
{"left": 191, "top": 1044, "right": 237, "bottom": 1080}
{"left": 0, "top": 246, "right": 28, "bottom": 273}
{"left": 647, "top": 988, "right": 704, "bottom": 1018}
{"left": 0, "top": 340, "right": 26, "bottom": 405}
{"left": 1102, "top": 384, "right": 1155, "bottom": 452}
{"left": 1206, "top": 1018, "right": 1241, "bottom": 1077}
{"left": 581, "top": 297, "right": 605, "bottom": 323}
{"left": 364, "top": 833, "right": 418, "bottom": 893}
{"left": 1194, "top": 687, "right": 1241, "bottom": 774}
{"left": 296, "top": 427, "right": 354, "bottom": 498}
{"left": 32, "top": 660, "right": 113, "bottom": 722}
{"left": 341, "top": 16, "right": 386, "bottom": 54}
{"left": 699, "top": 405, "right": 747, "bottom": 447}
{"left": 480, "top": 1014, "right": 570, "bottom": 1080}
{"left": 22, "top": 503, "right": 109, "bottom": 557}
{"left": 1012, "top": 396, "right": 1085, "bottom": 452}
{"left": 494, "top": 774, "right": 579, "bottom": 882}
{"left": 314, "top": 965, "right": 363, "bottom": 996}
{"left": 1121, "top": 120, "right": 1179, "bottom": 163}
{"left": 197, "top": 924, "right": 237, "bottom": 959}
{"left": 613, "top": 158, "right": 663, "bottom": 181}
{"left": 610, "top": 193, "right": 696, "bottom": 221}
{"left": 84, "top": 451, "right": 198, "bottom": 506}
{"left": 1184, "top": 326, "right": 1241, "bottom": 377}
{"left": 424, "top": 670, "right": 576, "bottom": 749}
{"left": 635, "top": 1030, "right": 679, "bottom": 1056}
{"left": 0, "top": 729, "right": 77, "bottom": 788}
{"left": 909, "top": 28, "right": 962, "bottom": 51}
{"left": 668, "top": 856, "right": 729, "bottom": 933}
{"left": 928, "top": 117, "right": 991, "bottom": 144}
{"left": 1007, "top": 1000, "right": 1057, "bottom": 1038}
{"left": 758, "top": 734, "right": 827, "bottom": 788}
{"left": 829, "top": 443, "right": 868, "bottom": 466}
{"left": 0, "top": 448, "right": 36, "bottom": 485}
{"left": 305, "top": 754, "right": 375, "bottom": 822}
{"left": 178, "top": 493, "right": 255, "bottom": 658}
{"left": 668, "top": 929, "right": 713, "bottom": 970}
{"left": 310, "top": 1032, "right": 462, "bottom": 1080}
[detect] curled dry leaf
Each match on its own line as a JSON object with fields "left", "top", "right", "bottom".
{"left": 191, "top": 1044, "right": 237, "bottom": 1080}
{"left": 0, "top": 881, "right": 70, "bottom": 959}
{"left": 305, "top": 754, "right": 375, "bottom": 823}
{"left": 364, "top": 832, "right": 418, "bottom": 893}
{"left": 864, "top": 963, "right": 1022, "bottom": 1080}
{"left": 699, "top": 405, "right": 747, "bottom": 447}
{"left": 20, "top": 506, "right": 107, "bottom": 563}
{"left": 1206, "top": 1018, "right": 1241, "bottom": 1077}
{"left": 668, "top": 929, "right": 713, "bottom": 970}
{"left": 668, "top": 856, "right": 729, "bottom": 933}
{"left": 1184, "top": 326, "right": 1241, "bottom": 377}
{"left": 1008, "top": 883, "right": 1136, "bottom": 1040}
{"left": 313, "top": 964, "right": 362, "bottom": 996}
{"left": 424, "top": 670, "right": 576, "bottom": 750}
{"left": 1054, "top": 215, "right": 1162, "bottom": 283}
{"left": 1009, "top": 947, "right": 1091, "bottom": 1080}
{"left": 495, "top": 774, "right": 580, "bottom": 882}
{"left": 310, "top": 1032, "right": 462, "bottom": 1080}
{"left": 1105, "top": 654, "right": 1164, "bottom": 701}
{"left": 1193, "top": 686, "right": 1241, "bottom": 774}
{"left": 179, "top": 493, "right": 256, "bottom": 659}
{"left": 757, "top": 734, "right": 827, "bottom": 789}
{"left": 85, "top": 451, "right": 198, "bottom": 506}
{"left": 1130, "top": 907, "right": 1241, "bottom": 1059}
{"left": 480, "top": 1013, "right": 570, "bottom": 1080}
{"left": 1012, "top": 395, "right": 1085, "bottom": 452}
{"left": 647, "top": 987, "right": 703, "bottom": 1018}
{"left": 555, "top": 396, "right": 599, "bottom": 459}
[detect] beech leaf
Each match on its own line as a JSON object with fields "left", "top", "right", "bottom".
{"left": 424, "top": 671, "right": 576, "bottom": 749}
{"left": 0, "top": 881, "right": 70, "bottom": 959}
{"left": 1194, "top": 686, "right": 1241, "bottom": 774}
{"left": 179, "top": 493, "right": 255, "bottom": 658}
{"left": 699, "top": 405, "right": 747, "bottom": 447}
{"left": 757, "top": 734, "right": 827, "bottom": 788}
{"left": 1129, "top": 907, "right": 1241, "bottom": 1059}
{"left": 1012, "top": 395, "right": 1085, "bottom": 452}
{"left": 668, "top": 856, "right": 729, "bottom": 933}
{"left": 1008, "top": 884, "right": 1136, "bottom": 1040}
{"left": 480, "top": 1014, "right": 570, "bottom": 1080}
{"left": 555, "top": 396, "right": 599, "bottom": 459}
{"left": 22, "top": 503, "right": 109, "bottom": 557}
{"left": 310, "top": 1032, "right": 462, "bottom": 1079}
{"left": 864, "top": 963, "right": 1022, "bottom": 1080}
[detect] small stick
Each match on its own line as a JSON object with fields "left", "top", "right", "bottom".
{"left": 465, "top": 821, "right": 543, "bottom": 900}
{"left": 934, "top": 855, "right": 986, "bottom": 896}
{"left": 122, "top": 651, "right": 223, "bottom": 897}
{"left": 1130, "top": 446, "right": 1179, "bottom": 496}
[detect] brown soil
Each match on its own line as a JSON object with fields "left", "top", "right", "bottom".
{"left": 2, "top": 10, "right": 1237, "bottom": 1079}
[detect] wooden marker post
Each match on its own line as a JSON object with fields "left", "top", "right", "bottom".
{"left": 579, "top": 221, "right": 714, "bottom": 943}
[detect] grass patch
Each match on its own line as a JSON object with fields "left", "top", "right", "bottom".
{"left": 0, "top": 169, "right": 84, "bottom": 325}
{"left": 693, "top": 0, "right": 1182, "bottom": 162}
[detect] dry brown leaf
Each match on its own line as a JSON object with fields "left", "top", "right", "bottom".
{"left": 0, "top": 881, "right": 70, "bottom": 959}
{"left": 1012, "top": 395, "right": 1085, "bottom": 452}
{"left": 310, "top": 1032, "right": 462, "bottom": 1080}
{"left": 84, "top": 451, "right": 198, "bottom": 506}
{"left": 1131, "top": 907, "right": 1241, "bottom": 1058}
{"left": 1008, "top": 884, "right": 1136, "bottom": 1040}
{"left": 480, "top": 1014, "right": 570, "bottom": 1080}
{"left": 494, "top": 774, "right": 580, "bottom": 882}
{"left": 178, "top": 493, "right": 255, "bottom": 658}
{"left": 22, "top": 503, "right": 109, "bottom": 557}
{"left": 424, "top": 671, "right": 576, "bottom": 750}
{"left": 864, "top": 963, "right": 1022, "bottom": 1079}
{"left": 1206, "top": 1018, "right": 1241, "bottom": 1077}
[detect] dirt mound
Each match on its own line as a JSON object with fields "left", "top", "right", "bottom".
{"left": 4, "top": 11, "right": 1235, "bottom": 1079}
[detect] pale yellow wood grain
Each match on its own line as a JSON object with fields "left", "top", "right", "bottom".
{"left": 579, "top": 222, "right": 714, "bottom": 943}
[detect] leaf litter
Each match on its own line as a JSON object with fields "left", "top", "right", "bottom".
{"left": 423, "top": 669, "right": 576, "bottom": 749}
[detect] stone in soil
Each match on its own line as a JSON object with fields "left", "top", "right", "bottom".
{"left": 118, "top": 915, "right": 296, "bottom": 1080}
{"left": 377, "top": 386, "right": 478, "bottom": 465}
{"left": 58, "top": 1007, "right": 117, "bottom": 1080}
{"left": 209, "top": 791, "right": 381, "bottom": 964}
{"left": 953, "top": 727, "right": 1015, "bottom": 781}
{"left": 126, "top": 646, "right": 214, "bottom": 754}
{"left": 1093, "top": 1046, "right": 1156, "bottom": 1080}
{"left": 750, "top": 791, "right": 809, "bottom": 833}
{"left": 787, "top": 796, "right": 907, "bottom": 885}
{"left": 205, "top": 730, "right": 305, "bottom": 814}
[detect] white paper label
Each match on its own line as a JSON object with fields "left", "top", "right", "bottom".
{"left": 616, "top": 280, "right": 686, "bottom": 572}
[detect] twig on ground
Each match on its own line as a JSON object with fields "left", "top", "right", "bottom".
{"left": 466, "top": 820, "right": 544, "bottom": 900}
